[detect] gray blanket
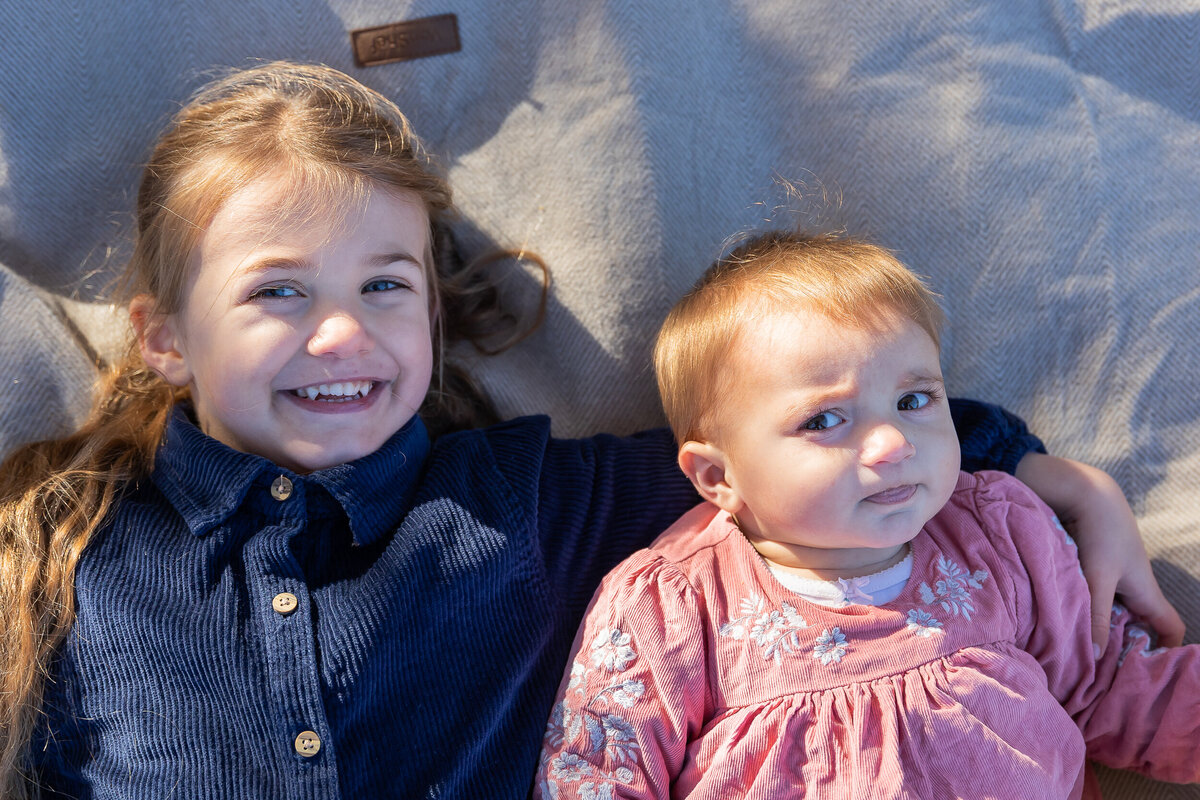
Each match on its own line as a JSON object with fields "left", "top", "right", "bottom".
{"left": 1, "top": 2, "right": 1197, "bottom": 796}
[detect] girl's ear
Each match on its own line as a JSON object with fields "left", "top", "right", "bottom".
{"left": 678, "top": 440, "right": 744, "bottom": 515}
{"left": 130, "top": 295, "right": 192, "bottom": 387}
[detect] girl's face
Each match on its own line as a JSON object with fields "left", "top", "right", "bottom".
{"left": 688, "top": 308, "right": 960, "bottom": 575}
{"left": 139, "top": 176, "right": 435, "bottom": 472}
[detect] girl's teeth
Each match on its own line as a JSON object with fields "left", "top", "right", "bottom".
{"left": 294, "top": 381, "right": 373, "bottom": 401}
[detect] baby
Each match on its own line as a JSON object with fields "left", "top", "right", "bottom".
{"left": 534, "top": 230, "right": 1199, "bottom": 799}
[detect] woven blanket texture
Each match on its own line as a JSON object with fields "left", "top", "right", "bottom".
{"left": 1, "top": 2, "right": 1197, "bottom": 796}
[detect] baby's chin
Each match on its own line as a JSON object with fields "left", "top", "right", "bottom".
{"left": 861, "top": 511, "right": 932, "bottom": 551}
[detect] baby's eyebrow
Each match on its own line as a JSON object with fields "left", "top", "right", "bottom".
{"left": 904, "top": 372, "right": 945, "bottom": 387}
{"left": 782, "top": 388, "right": 848, "bottom": 421}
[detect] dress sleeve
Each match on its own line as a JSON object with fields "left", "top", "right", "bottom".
{"left": 532, "top": 553, "right": 708, "bottom": 800}
{"left": 984, "top": 474, "right": 1200, "bottom": 783}
{"left": 949, "top": 398, "right": 1046, "bottom": 474}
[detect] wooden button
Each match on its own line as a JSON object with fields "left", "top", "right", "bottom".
{"left": 295, "top": 730, "right": 321, "bottom": 757}
{"left": 272, "top": 592, "right": 298, "bottom": 615}
{"left": 270, "top": 475, "right": 293, "bottom": 501}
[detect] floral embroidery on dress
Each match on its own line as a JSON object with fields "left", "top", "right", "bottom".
{"left": 541, "top": 625, "right": 647, "bottom": 798}
{"left": 550, "top": 753, "right": 594, "bottom": 781}
{"left": 720, "top": 596, "right": 812, "bottom": 663}
{"left": 600, "top": 679, "right": 645, "bottom": 708}
{"left": 721, "top": 596, "right": 852, "bottom": 666}
{"left": 599, "top": 715, "right": 640, "bottom": 761}
{"left": 904, "top": 553, "right": 988, "bottom": 640}
{"left": 1051, "top": 514, "right": 1086, "bottom": 579}
{"left": 905, "top": 608, "right": 944, "bottom": 637}
{"left": 591, "top": 628, "right": 637, "bottom": 671}
{"left": 578, "top": 783, "right": 614, "bottom": 800}
{"left": 918, "top": 555, "right": 988, "bottom": 621}
{"left": 812, "top": 627, "right": 849, "bottom": 664}
{"left": 1050, "top": 514, "right": 1075, "bottom": 550}
{"left": 1110, "top": 603, "right": 1168, "bottom": 666}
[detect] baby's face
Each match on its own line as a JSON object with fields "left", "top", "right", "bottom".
{"left": 140, "top": 175, "right": 435, "bottom": 472}
{"left": 708, "top": 307, "right": 960, "bottom": 570}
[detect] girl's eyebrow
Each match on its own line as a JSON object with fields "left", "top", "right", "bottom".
{"left": 237, "top": 251, "right": 424, "bottom": 275}
{"left": 369, "top": 251, "right": 424, "bottom": 268}
{"left": 238, "top": 255, "right": 307, "bottom": 275}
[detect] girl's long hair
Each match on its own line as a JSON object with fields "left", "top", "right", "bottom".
{"left": 0, "top": 61, "right": 544, "bottom": 797}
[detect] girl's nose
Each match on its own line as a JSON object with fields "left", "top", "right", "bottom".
{"left": 308, "top": 312, "right": 373, "bottom": 358}
{"left": 861, "top": 423, "right": 916, "bottom": 465}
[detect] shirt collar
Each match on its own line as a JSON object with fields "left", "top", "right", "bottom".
{"left": 153, "top": 406, "right": 430, "bottom": 546}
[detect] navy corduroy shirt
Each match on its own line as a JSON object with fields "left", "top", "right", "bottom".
{"left": 34, "top": 399, "right": 1042, "bottom": 799}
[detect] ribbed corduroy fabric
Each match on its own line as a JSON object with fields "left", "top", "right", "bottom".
{"left": 32, "top": 400, "right": 1037, "bottom": 798}
{"left": 536, "top": 473, "right": 1200, "bottom": 799}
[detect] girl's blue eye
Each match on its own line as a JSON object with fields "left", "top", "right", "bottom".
{"left": 363, "top": 278, "right": 406, "bottom": 293}
{"left": 803, "top": 411, "right": 845, "bottom": 431}
{"left": 251, "top": 285, "right": 301, "bottom": 300}
{"left": 898, "top": 392, "right": 932, "bottom": 411}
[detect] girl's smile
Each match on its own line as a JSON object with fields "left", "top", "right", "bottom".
{"left": 284, "top": 379, "right": 383, "bottom": 411}
{"left": 138, "top": 174, "right": 436, "bottom": 473}
{"left": 287, "top": 380, "right": 376, "bottom": 402}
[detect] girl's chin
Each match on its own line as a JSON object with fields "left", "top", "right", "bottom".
{"left": 270, "top": 437, "right": 386, "bottom": 473}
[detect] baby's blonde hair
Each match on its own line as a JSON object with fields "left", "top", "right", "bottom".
{"left": 654, "top": 230, "right": 944, "bottom": 444}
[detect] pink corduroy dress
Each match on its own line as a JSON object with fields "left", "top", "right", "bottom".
{"left": 535, "top": 471, "right": 1200, "bottom": 799}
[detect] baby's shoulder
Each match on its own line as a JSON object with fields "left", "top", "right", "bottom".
{"left": 648, "top": 502, "right": 740, "bottom": 562}
{"left": 944, "top": 470, "right": 1054, "bottom": 527}
{"left": 932, "top": 471, "right": 1069, "bottom": 566}
{"left": 587, "top": 505, "right": 731, "bottom": 593}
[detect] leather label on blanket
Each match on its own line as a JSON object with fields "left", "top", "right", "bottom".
{"left": 351, "top": 14, "right": 460, "bottom": 67}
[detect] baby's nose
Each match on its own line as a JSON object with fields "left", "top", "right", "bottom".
{"left": 861, "top": 423, "right": 915, "bottom": 465}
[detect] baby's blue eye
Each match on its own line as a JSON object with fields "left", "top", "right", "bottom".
{"left": 803, "top": 411, "right": 845, "bottom": 431}
{"left": 898, "top": 392, "right": 931, "bottom": 411}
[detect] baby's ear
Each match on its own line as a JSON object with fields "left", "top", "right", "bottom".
{"left": 678, "top": 440, "right": 743, "bottom": 515}
{"left": 130, "top": 295, "right": 192, "bottom": 388}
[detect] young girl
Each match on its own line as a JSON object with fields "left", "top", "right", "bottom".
{"left": 0, "top": 63, "right": 1178, "bottom": 799}
{"left": 534, "top": 232, "right": 1199, "bottom": 799}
